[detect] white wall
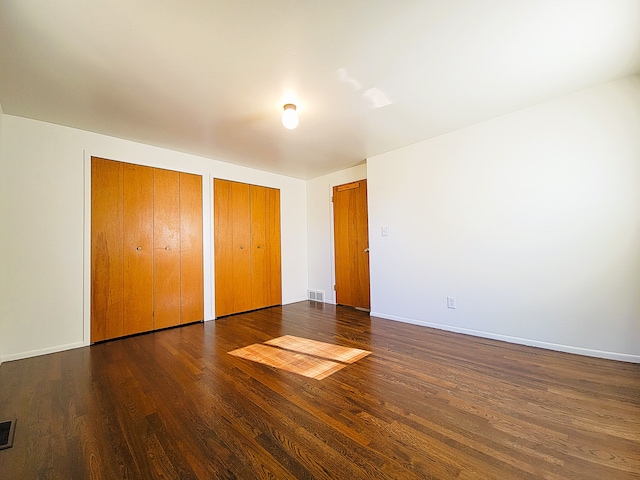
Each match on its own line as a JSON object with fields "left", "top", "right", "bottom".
{"left": 367, "top": 76, "right": 640, "bottom": 362}
{"left": 306, "top": 164, "right": 367, "bottom": 304}
{"left": 0, "top": 115, "right": 308, "bottom": 362}
{"left": 0, "top": 101, "right": 4, "bottom": 364}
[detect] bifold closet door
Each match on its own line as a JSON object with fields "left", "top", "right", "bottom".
{"left": 153, "top": 168, "right": 181, "bottom": 329}
{"left": 91, "top": 158, "right": 124, "bottom": 342}
{"left": 180, "top": 172, "right": 204, "bottom": 324}
{"left": 214, "top": 179, "right": 252, "bottom": 317}
{"left": 249, "top": 185, "right": 282, "bottom": 310}
{"left": 214, "top": 179, "right": 281, "bottom": 317}
{"left": 122, "top": 163, "right": 153, "bottom": 336}
{"left": 92, "top": 157, "right": 204, "bottom": 342}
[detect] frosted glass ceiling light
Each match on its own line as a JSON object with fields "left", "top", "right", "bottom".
{"left": 282, "top": 103, "right": 298, "bottom": 129}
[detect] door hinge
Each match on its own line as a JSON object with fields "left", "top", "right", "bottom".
{"left": 334, "top": 284, "right": 336, "bottom": 290}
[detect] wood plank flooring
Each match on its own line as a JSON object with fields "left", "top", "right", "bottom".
{"left": 229, "top": 335, "right": 371, "bottom": 380}
{"left": 0, "top": 301, "right": 639, "bottom": 479}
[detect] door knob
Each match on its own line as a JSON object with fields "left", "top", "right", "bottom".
{"left": 136, "top": 246, "right": 142, "bottom": 251}
{"left": 165, "top": 246, "right": 170, "bottom": 250}
{"left": 364, "top": 248, "right": 370, "bottom": 252}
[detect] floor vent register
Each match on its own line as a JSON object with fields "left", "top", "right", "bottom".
{"left": 0, "top": 419, "right": 16, "bottom": 450}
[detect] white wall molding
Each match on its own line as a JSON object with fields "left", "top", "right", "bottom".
{"left": 371, "top": 311, "right": 640, "bottom": 364}
{"left": 0, "top": 341, "right": 86, "bottom": 363}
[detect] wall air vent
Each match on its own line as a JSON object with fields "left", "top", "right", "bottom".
{"left": 308, "top": 290, "right": 325, "bottom": 302}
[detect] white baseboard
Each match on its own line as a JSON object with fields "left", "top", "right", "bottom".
{"left": 370, "top": 311, "right": 640, "bottom": 364}
{"left": 0, "top": 341, "right": 86, "bottom": 363}
{"left": 283, "top": 296, "right": 309, "bottom": 305}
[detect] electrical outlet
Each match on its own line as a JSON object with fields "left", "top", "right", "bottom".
{"left": 447, "top": 296, "right": 456, "bottom": 309}
{"left": 381, "top": 227, "right": 389, "bottom": 236}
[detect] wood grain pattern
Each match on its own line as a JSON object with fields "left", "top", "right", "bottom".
{"left": 153, "top": 168, "right": 181, "bottom": 329}
{"left": 265, "top": 335, "right": 371, "bottom": 364}
{"left": 231, "top": 181, "right": 252, "bottom": 314}
{"left": 230, "top": 335, "right": 371, "bottom": 380}
{"left": 229, "top": 343, "right": 348, "bottom": 380}
{"left": 91, "top": 157, "right": 124, "bottom": 342}
{"left": 123, "top": 163, "right": 153, "bottom": 336}
{"left": 214, "top": 178, "right": 234, "bottom": 317}
{"left": 179, "top": 172, "right": 204, "bottom": 324}
{"left": 250, "top": 185, "right": 268, "bottom": 310}
{"left": 333, "top": 179, "right": 370, "bottom": 310}
{"left": 93, "top": 159, "right": 204, "bottom": 340}
{"left": 2, "top": 302, "right": 638, "bottom": 479}
{"left": 266, "top": 187, "right": 282, "bottom": 308}
{"left": 214, "top": 179, "right": 282, "bottom": 317}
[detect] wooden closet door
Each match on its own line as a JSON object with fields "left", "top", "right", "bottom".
{"left": 180, "top": 172, "right": 204, "bottom": 324}
{"left": 214, "top": 179, "right": 234, "bottom": 317}
{"left": 214, "top": 179, "right": 281, "bottom": 317}
{"left": 122, "top": 163, "right": 154, "bottom": 335}
{"left": 91, "top": 158, "right": 124, "bottom": 342}
{"left": 153, "top": 168, "right": 181, "bottom": 329}
{"left": 230, "top": 181, "right": 252, "bottom": 314}
{"left": 265, "top": 187, "right": 282, "bottom": 307}
{"left": 250, "top": 185, "right": 268, "bottom": 310}
{"left": 214, "top": 179, "right": 251, "bottom": 317}
{"left": 250, "top": 185, "right": 282, "bottom": 310}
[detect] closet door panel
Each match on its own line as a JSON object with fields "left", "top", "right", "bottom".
{"left": 231, "top": 181, "right": 252, "bottom": 314}
{"left": 91, "top": 158, "right": 124, "bottom": 342}
{"left": 265, "top": 187, "right": 282, "bottom": 307}
{"left": 180, "top": 172, "right": 204, "bottom": 324}
{"left": 250, "top": 185, "right": 268, "bottom": 310}
{"left": 122, "top": 164, "right": 154, "bottom": 336}
{"left": 153, "top": 168, "right": 181, "bottom": 329}
{"left": 214, "top": 179, "right": 234, "bottom": 317}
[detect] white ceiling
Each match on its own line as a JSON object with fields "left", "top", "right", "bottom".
{"left": 1, "top": 1, "right": 639, "bottom": 179}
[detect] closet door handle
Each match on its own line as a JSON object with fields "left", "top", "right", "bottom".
{"left": 136, "top": 246, "right": 142, "bottom": 251}
{"left": 364, "top": 248, "right": 369, "bottom": 252}
{"left": 240, "top": 246, "right": 244, "bottom": 250}
{"left": 165, "top": 246, "right": 170, "bottom": 250}
{"left": 257, "top": 245, "right": 261, "bottom": 249}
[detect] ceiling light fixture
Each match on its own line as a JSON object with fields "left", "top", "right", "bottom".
{"left": 282, "top": 103, "right": 298, "bottom": 129}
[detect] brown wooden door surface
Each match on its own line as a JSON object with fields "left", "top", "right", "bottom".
{"left": 265, "top": 187, "right": 282, "bottom": 307}
{"left": 250, "top": 185, "right": 267, "bottom": 310}
{"left": 230, "top": 181, "right": 252, "bottom": 314}
{"left": 122, "top": 163, "right": 153, "bottom": 336}
{"left": 214, "top": 179, "right": 252, "bottom": 317}
{"left": 91, "top": 158, "right": 124, "bottom": 342}
{"left": 214, "top": 179, "right": 281, "bottom": 317}
{"left": 153, "top": 168, "right": 181, "bottom": 329}
{"left": 333, "top": 180, "right": 370, "bottom": 310}
{"left": 214, "top": 179, "right": 233, "bottom": 317}
{"left": 179, "top": 172, "right": 204, "bottom": 324}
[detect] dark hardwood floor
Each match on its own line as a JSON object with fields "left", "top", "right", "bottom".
{"left": 1, "top": 302, "right": 639, "bottom": 479}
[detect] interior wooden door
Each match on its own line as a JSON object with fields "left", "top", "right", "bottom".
{"left": 179, "top": 172, "right": 204, "bottom": 324}
{"left": 214, "top": 179, "right": 252, "bottom": 317}
{"left": 230, "top": 181, "right": 252, "bottom": 314}
{"left": 250, "top": 185, "right": 268, "bottom": 310}
{"left": 153, "top": 168, "right": 181, "bottom": 329}
{"left": 214, "top": 179, "right": 281, "bottom": 317}
{"left": 91, "top": 157, "right": 124, "bottom": 342}
{"left": 122, "top": 163, "right": 154, "bottom": 336}
{"left": 333, "top": 180, "right": 370, "bottom": 310}
{"left": 265, "top": 186, "right": 282, "bottom": 307}
{"left": 214, "top": 179, "right": 234, "bottom": 317}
